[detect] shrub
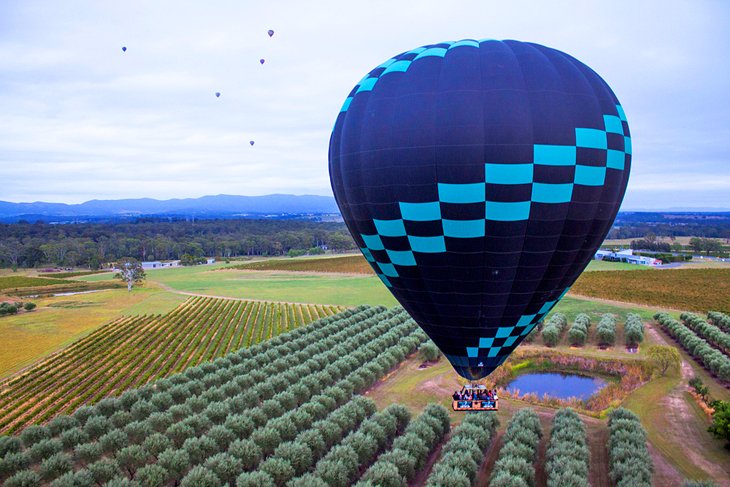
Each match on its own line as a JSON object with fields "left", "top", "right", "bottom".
{"left": 135, "top": 464, "right": 168, "bottom": 487}
{"left": 86, "top": 458, "right": 119, "bottom": 485}
{"left": 5, "top": 470, "right": 41, "bottom": 487}
{"left": 156, "top": 448, "right": 189, "bottom": 482}
{"left": 236, "top": 470, "right": 276, "bottom": 487}
{"left": 596, "top": 314, "right": 617, "bottom": 347}
{"left": 418, "top": 341, "right": 441, "bottom": 362}
{"left": 203, "top": 452, "right": 242, "bottom": 485}
{"left": 179, "top": 465, "right": 221, "bottom": 487}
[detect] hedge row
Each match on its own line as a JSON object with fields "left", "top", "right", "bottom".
{"left": 489, "top": 408, "right": 542, "bottom": 487}
{"left": 707, "top": 311, "right": 730, "bottom": 334}
{"left": 596, "top": 314, "right": 616, "bottom": 347}
{"left": 654, "top": 313, "right": 730, "bottom": 381}
{"left": 545, "top": 409, "right": 589, "bottom": 487}
{"left": 284, "top": 403, "right": 411, "bottom": 487}
{"left": 624, "top": 313, "right": 645, "bottom": 348}
{"left": 542, "top": 313, "right": 568, "bottom": 347}
{"left": 426, "top": 412, "right": 499, "bottom": 487}
{"left": 567, "top": 313, "right": 591, "bottom": 346}
{"left": 355, "top": 404, "right": 451, "bottom": 487}
{"left": 607, "top": 408, "right": 652, "bottom": 487}
{"left": 681, "top": 312, "right": 730, "bottom": 354}
{"left": 1, "top": 305, "right": 428, "bottom": 486}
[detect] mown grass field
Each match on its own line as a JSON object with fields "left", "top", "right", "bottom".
{"left": 572, "top": 268, "right": 730, "bottom": 312}
{"left": 0, "top": 296, "right": 345, "bottom": 434}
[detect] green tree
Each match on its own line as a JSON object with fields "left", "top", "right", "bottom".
{"left": 114, "top": 257, "right": 146, "bottom": 291}
{"left": 708, "top": 400, "right": 730, "bottom": 447}
{"left": 647, "top": 345, "right": 681, "bottom": 376}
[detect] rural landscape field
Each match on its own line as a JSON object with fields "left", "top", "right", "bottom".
{"left": 1, "top": 247, "right": 729, "bottom": 486}
{"left": 2, "top": 2, "right": 730, "bottom": 487}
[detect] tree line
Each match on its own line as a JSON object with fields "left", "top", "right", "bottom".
{"left": 0, "top": 219, "right": 357, "bottom": 269}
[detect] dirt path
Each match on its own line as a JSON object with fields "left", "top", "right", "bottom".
{"left": 587, "top": 422, "right": 611, "bottom": 487}
{"left": 475, "top": 431, "right": 504, "bottom": 487}
{"left": 410, "top": 434, "right": 448, "bottom": 486}
{"left": 644, "top": 324, "right": 730, "bottom": 486}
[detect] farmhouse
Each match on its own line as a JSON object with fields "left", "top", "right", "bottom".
{"left": 141, "top": 260, "right": 179, "bottom": 269}
{"left": 594, "top": 249, "right": 661, "bottom": 266}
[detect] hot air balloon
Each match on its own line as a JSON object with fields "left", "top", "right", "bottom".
{"left": 329, "top": 39, "right": 631, "bottom": 382}
{"left": 268, "top": 29, "right": 274, "bottom": 37}
{"left": 259, "top": 59, "right": 265, "bottom": 65}
{"left": 250, "top": 140, "right": 255, "bottom": 146}
{"left": 215, "top": 92, "right": 221, "bottom": 98}
{"left": 121, "top": 46, "right": 127, "bottom": 52}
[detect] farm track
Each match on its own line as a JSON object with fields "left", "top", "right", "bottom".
{"left": 0, "top": 296, "right": 345, "bottom": 433}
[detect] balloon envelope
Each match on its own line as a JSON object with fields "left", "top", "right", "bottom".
{"left": 121, "top": 46, "right": 127, "bottom": 52}
{"left": 259, "top": 58, "right": 265, "bottom": 65}
{"left": 329, "top": 39, "right": 631, "bottom": 380}
{"left": 215, "top": 92, "right": 220, "bottom": 97}
{"left": 250, "top": 141, "right": 255, "bottom": 146}
{"left": 268, "top": 29, "right": 274, "bottom": 37}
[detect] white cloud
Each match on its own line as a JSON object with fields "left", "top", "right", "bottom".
{"left": 0, "top": 0, "right": 729, "bottom": 208}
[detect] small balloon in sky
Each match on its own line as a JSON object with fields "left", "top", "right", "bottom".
{"left": 259, "top": 58, "right": 265, "bottom": 65}
{"left": 215, "top": 92, "right": 221, "bottom": 98}
{"left": 250, "top": 140, "right": 255, "bottom": 146}
{"left": 121, "top": 46, "right": 127, "bottom": 52}
{"left": 267, "top": 29, "right": 274, "bottom": 37}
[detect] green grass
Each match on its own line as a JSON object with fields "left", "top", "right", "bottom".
{"left": 0, "top": 275, "right": 74, "bottom": 290}
{"left": 131, "top": 265, "right": 397, "bottom": 306}
{"left": 584, "top": 260, "right": 652, "bottom": 271}
{"left": 623, "top": 373, "right": 730, "bottom": 482}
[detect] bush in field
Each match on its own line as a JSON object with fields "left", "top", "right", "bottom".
{"left": 655, "top": 313, "right": 730, "bottom": 381}
{"left": 607, "top": 408, "right": 652, "bottom": 487}
{"left": 541, "top": 313, "right": 568, "bottom": 347}
{"left": 489, "top": 408, "right": 542, "bottom": 487}
{"left": 426, "top": 412, "right": 499, "bottom": 486}
{"left": 567, "top": 314, "right": 591, "bottom": 347}
{"left": 624, "top": 313, "right": 645, "bottom": 348}
{"left": 596, "top": 314, "right": 616, "bottom": 347}
{"left": 545, "top": 409, "right": 589, "bottom": 487}
{"left": 418, "top": 341, "right": 441, "bottom": 362}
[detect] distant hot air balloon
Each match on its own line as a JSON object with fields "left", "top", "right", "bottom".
{"left": 121, "top": 46, "right": 127, "bottom": 52}
{"left": 215, "top": 92, "right": 221, "bottom": 98}
{"left": 268, "top": 29, "right": 274, "bottom": 37}
{"left": 329, "top": 39, "right": 631, "bottom": 381}
{"left": 259, "top": 59, "right": 265, "bottom": 65}
{"left": 250, "top": 140, "right": 255, "bottom": 146}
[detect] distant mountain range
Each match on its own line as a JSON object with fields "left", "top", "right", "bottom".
{"left": 0, "top": 194, "right": 340, "bottom": 223}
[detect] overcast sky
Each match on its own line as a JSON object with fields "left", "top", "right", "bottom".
{"left": 1, "top": 0, "right": 728, "bottom": 209}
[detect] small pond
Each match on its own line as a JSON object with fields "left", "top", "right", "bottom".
{"left": 505, "top": 372, "right": 607, "bottom": 400}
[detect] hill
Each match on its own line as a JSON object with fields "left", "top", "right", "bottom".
{"left": 0, "top": 194, "right": 339, "bottom": 223}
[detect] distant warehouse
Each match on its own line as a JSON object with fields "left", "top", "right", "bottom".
{"left": 594, "top": 249, "right": 661, "bottom": 266}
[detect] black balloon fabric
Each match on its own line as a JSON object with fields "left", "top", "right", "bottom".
{"left": 329, "top": 39, "right": 631, "bottom": 380}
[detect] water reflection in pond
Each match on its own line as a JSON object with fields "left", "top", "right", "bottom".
{"left": 506, "top": 372, "right": 607, "bottom": 400}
